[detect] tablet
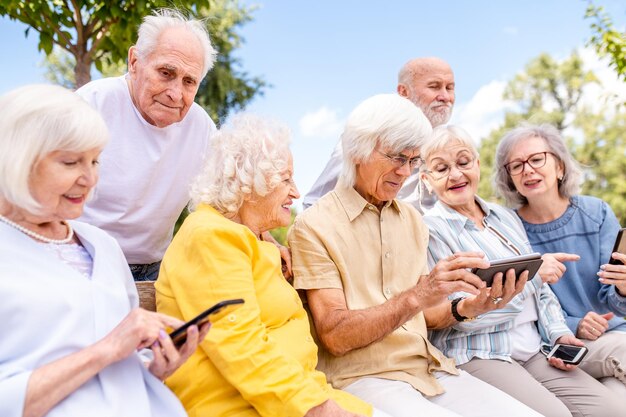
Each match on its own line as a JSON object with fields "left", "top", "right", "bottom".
{"left": 471, "top": 252, "right": 543, "bottom": 286}
{"left": 609, "top": 228, "right": 626, "bottom": 265}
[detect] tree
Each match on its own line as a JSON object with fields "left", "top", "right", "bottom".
{"left": 478, "top": 52, "right": 597, "bottom": 199}
{"left": 0, "top": 1, "right": 214, "bottom": 87}
{"left": 586, "top": 2, "right": 626, "bottom": 82}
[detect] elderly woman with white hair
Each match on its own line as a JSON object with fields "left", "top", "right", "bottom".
{"left": 0, "top": 85, "right": 207, "bottom": 417}
{"left": 420, "top": 124, "right": 622, "bottom": 417}
{"left": 494, "top": 123, "right": 626, "bottom": 395}
{"left": 155, "top": 113, "right": 375, "bottom": 417}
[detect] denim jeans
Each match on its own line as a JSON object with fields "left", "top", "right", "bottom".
{"left": 129, "top": 261, "right": 161, "bottom": 281}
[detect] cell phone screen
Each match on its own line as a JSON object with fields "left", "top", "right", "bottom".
{"left": 552, "top": 345, "right": 583, "bottom": 361}
{"left": 169, "top": 298, "right": 244, "bottom": 348}
{"left": 609, "top": 228, "right": 626, "bottom": 265}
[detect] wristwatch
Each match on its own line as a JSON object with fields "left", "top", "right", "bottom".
{"left": 451, "top": 297, "right": 473, "bottom": 322}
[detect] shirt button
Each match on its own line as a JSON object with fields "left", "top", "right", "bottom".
{"left": 227, "top": 314, "right": 236, "bottom": 322}
{"left": 384, "top": 288, "right": 392, "bottom": 296}
{"left": 385, "top": 252, "right": 391, "bottom": 258}
{"left": 306, "top": 336, "right": 313, "bottom": 342}
{"left": 368, "top": 205, "right": 376, "bottom": 211}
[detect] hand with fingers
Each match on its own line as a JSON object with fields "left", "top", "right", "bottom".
{"left": 538, "top": 252, "right": 580, "bottom": 284}
{"left": 576, "top": 311, "right": 614, "bottom": 341}
{"left": 96, "top": 308, "right": 210, "bottom": 380}
{"left": 414, "top": 252, "right": 488, "bottom": 310}
{"left": 462, "top": 268, "right": 529, "bottom": 318}
{"left": 599, "top": 252, "right": 626, "bottom": 295}
{"left": 547, "top": 334, "right": 585, "bottom": 371}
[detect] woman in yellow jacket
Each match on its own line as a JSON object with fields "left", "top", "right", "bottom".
{"left": 156, "top": 114, "right": 377, "bottom": 417}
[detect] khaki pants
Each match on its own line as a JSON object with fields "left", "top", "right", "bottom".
{"left": 460, "top": 352, "right": 623, "bottom": 417}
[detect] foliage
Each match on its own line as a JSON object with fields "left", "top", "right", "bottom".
{"left": 269, "top": 208, "right": 298, "bottom": 246}
{"left": 478, "top": 52, "right": 597, "bottom": 199}
{"left": 197, "top": 0, "right": 267, "bottom": 124}
{"left": 586, "top": 3, "right": 626, "bottom": 82}
{"left": 0, "top": 1, "right": 213, "bottom": 87}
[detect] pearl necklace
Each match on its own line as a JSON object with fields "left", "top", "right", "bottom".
{"left": 0, "top": 214, "right": 74, "bottom": 244}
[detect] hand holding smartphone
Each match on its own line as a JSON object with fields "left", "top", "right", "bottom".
{"left": 169, "top": 298, "right": 244, "bottom": 348}
{"left": 471, "top": 253, "right": 543, "bottom": 286}
{"left": 541, "top": 343, "right": 588, "bottom": 365}
{"left": 608, "top": 228, "right": 626, "bottom": 265}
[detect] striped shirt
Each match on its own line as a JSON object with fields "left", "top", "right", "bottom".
{"left": 423, "top": 197, "right": 571, "bottom": 365}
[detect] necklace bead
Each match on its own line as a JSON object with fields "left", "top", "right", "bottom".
{"left": 0, "top": 214, "right": 74, "bottom": 244}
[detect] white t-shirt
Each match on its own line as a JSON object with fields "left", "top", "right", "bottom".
{"left": 302, "top": 139, "right": 436, "bottom": 212}
{"left": 77, "top": 76, "right": 215, "bottom": 264}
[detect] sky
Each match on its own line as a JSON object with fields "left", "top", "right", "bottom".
{"left": 1, "top": 1, "right": 625, "bottom": 210}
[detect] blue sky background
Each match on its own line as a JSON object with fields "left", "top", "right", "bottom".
{"left": 1, "top": 1, "right": 625, "bottom": 209}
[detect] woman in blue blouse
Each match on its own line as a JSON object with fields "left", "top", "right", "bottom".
{"left": 420, "top": 124, "right": 620, "bottom": 417}
{"left": 494, "top": 123, "right": 626, "bottom": 396}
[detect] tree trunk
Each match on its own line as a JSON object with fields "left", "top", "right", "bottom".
{"left": 74, "top": 53, "right": 92, "bottom": 89}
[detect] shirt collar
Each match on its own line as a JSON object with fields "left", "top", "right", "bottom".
{"left": 428, "top": 195, "right": 501, "bottom": 234}
{"left": 334, "top": 185, "right": 402, "bottom": 222}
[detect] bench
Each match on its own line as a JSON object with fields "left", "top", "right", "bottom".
{"left": 136, "top": 281, "right": 156, "bottom": 312}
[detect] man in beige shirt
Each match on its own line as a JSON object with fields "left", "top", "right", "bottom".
{"left": 289, "top": 94, "right": 542, "bottom": 417}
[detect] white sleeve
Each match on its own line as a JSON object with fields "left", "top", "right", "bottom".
{"left": 302, "top": 141, "right": 343, "bottom": 209}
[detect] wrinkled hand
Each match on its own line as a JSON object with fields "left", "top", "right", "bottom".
{"left": 576, "top": 311, "right": 614, "bottom": 341}
{"left": 415, "top": 252, "right": 488, "bottom": 311}
{"left": 547, "top": 335, "right": 585, "bottom": 371}
{"left": 304, "top": 400, "right": 365, "bottom": 417}
{"left": 262, "top": 231, "right": 293, "bottom": 280}
{"left": 149, "top": 321, "right": 211, "bottom": 381}
{"left": 538, "top": 253, "right": 579, "bottom": 284}
{"left": 462, "top": 268, "right": 528, "bottom": 317}
{"left": 599, "top": 252, "right": 626, "bottom": 295}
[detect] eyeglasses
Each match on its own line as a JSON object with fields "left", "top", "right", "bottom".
{"left": 423, "top": 156, "right": 476, "bottom": 180}
{"left": 503, "top": 151, "right": 556, "bottom": 176}
{"left": 376, "top": 149, "right": 423, "bottom": 171}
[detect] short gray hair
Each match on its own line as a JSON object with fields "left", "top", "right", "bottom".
{"left": 0, "top": 84, "right": 109, "bottom": 213}
{"left": 420, "top": 125, "right": 479, "bottom": 165}
{"left": 190, "top": 113, "right": 291, "bottom": 215}
{"left": 134, "top": 8, "right": 217, "bottom": 79}
{"left": 340, "top": 94, "right": 432, "bottom": 187}
{"left": 494, "top": 123, "right": 582, "bottom": 208}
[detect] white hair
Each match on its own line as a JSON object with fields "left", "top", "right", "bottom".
{"left": 134, "top": 8, "right": 217, "bottom": 79}
{"left": 420, "top": 125, "right": 479, "bottom": 164}
{"left": 340, "top": 94, "right": 432, "bottom": 187}
{"left": 190, "top": 113, "right": 291, "bottom": 215}
{"left": 0, "top": 84, "right": 109, "bottom": 213}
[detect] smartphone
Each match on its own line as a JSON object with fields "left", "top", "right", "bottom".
{"left": 169, "top": 298, "right": 244, "bottom": 348}
{"left": 471, "top": 252, "right": 543, "bottom": 286}
{"left": 544, "top": 343, "right": 589, "bottom": 365}
{"left": 608, "top": 228, "right": 626, "bottom": 265}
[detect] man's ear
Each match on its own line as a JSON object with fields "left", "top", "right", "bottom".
{"left": 128, "top": 46, "right": 138, "bottom": 74}
{"left": 397, "top": 84, "right": 408, "bottom": 98}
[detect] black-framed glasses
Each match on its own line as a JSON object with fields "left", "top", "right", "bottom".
{"left": 503, "top": 151, "right": 556, "bottom": 176}
{"left": 376, "top": 149, "right": 423, "bottom": 171}
{"left": 423, "top": 156, "right": 476, "bottom": 180}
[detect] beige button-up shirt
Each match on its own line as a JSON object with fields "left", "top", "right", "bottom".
{"left": 289, "top": 185, "right": 458, "bottom": 396}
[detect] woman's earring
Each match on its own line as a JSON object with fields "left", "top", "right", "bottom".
{"left": 557, "top": 176, "right": 563, "bottom": 185}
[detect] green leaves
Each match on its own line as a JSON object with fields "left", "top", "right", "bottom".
{"left": 585, "top": 3, "right": 626, "bottom": 82}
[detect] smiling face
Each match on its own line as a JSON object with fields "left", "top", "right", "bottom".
{"left": 507, "top": 135, "right": 563, "bottom": 202}
{"left": 128, "top": 26, "right": 204, "bottom": 128}
{"left": 247, "top": 154, "right": 300, "bottom": 232}
{"left": 421, "top": 142, "right": 479, "bottom": 210}
{"left": 354, "top": 146, "right": 419, "bottom": 208}
{"left": 28, "top": 148, "right": 101, "bottom": 222}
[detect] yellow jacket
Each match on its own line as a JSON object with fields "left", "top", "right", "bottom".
{"left": 156, "top": 204, "right": 371, "bottom": 417}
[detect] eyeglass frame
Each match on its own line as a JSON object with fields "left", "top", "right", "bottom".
{"left": 375, "top": 149, "right": 423, "bottom": 171}
{"left": 421, "top": 155, "right": 477, "bottom": 180}
{"left": 503, "top": 151, "right": 557, "bottom": 176}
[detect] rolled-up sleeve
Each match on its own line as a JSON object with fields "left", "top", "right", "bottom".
{"left": 0, "top": 366, "right": 32, "bottom": 417}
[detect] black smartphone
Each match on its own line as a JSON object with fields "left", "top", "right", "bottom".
{"left": 169, "top": 298, "right": 244, "bottom": 348}
{"left": 471, "top": 252, "right": 543, "bottom": 286}
{"left": 608, "top": 228, "right": 626, "bottom": 265}
{"left": 545, "top": 343, "right": 588, "bottom": 365}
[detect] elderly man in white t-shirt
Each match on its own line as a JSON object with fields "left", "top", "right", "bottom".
{"left": 303, "top": 57, "right": 455, "bottom": 212}
{"left": 77, "top": 9, "right": 216, "bottom": 281}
